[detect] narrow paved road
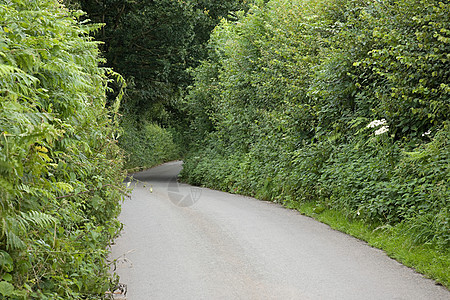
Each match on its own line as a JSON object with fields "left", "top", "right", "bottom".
{"left": 110, "top": 161, "right": 449, "bottom": 299}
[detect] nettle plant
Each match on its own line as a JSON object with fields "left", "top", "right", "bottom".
{"left": 0, "top": 0, "right": 126, "bottom": 298}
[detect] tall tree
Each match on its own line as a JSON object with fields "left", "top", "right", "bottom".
{"left": 72, "top": 0, "right": 249, "bottom": 123}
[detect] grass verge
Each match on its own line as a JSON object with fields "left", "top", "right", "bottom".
{"left": 284, "top": 201, "right": 449, "bottom": 290}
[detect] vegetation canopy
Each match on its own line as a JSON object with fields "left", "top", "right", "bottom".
{"left": 72, "top": 0, "right": 251, "bottom": 169}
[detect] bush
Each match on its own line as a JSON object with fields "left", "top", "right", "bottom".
{"left": 181, "top": 0, "right": 450, "bottom": 251}
{"left": 119, "top": 117, "right": 180, "bottom": 170}
{"left": 0, "top": 1, "right": 125, "bottom": 298}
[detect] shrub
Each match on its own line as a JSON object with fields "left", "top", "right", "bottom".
{"left": 119, "top": 117, "right": 180, "bottom": 170}
{"left": 182, "top": 0, "right": 449, "bottom": 251}
{"left": 0, "top": 1, "right": 125, "bottom": 298}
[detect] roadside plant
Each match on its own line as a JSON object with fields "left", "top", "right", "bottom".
{"left": 0, "top": 0, "right": 126, "bottom": 298}
{"left": 182, "top": 0, "right": 449, "bottom": 258}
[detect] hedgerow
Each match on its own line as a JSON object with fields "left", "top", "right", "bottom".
{"left": 119, "top": 116, "right": 180, "bottom": 170}
{"left": 0, "top": 0, "right": 125, "bottom": 298}
{"left": 181, "top": 0, "right": 449, "bottom": 283}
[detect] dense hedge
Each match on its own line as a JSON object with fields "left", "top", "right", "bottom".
{"left": 182, "top": 0, "right": 449, "bottom": 252}
{"left": 119, "top": 117, "right": 180, "bottom": 170}
{"left": 0, "top": 1, "right": 125, "bottom": 298}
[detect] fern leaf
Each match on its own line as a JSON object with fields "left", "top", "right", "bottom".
{"left": 20, "top": 211, "right": 57, "bottom": 228}
{"left": 0, "top": 64, "right": 22, "bottom": 77}
{"left": 5, "top": 230, "right": 26, "bottom": 250}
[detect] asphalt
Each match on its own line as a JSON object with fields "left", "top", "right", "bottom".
{"left": 110, "top": 161, "right": 449, "bottom": 299}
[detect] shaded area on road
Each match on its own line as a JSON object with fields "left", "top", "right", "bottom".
{"left": 129, "top": 161, "right": 183, "bottom": 183}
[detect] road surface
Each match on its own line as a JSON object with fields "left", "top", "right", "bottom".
{"left": 110, "top": 161, "right": 449, "bottom": 299}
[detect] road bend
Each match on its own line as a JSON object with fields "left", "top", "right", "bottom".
{"left": 110, "top": 161, "right": 449, "bottom": 300}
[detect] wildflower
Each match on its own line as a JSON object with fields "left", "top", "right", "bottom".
{"left": 367, "top": 119, "right": 387, "bottom": 128}
{"left": 35, "top": 145, "right": 48, "bottom": 153}
{"left": 421, "top": 130, "right": 431, "bottom": 137}
{"left": 374, "top": 125, "right": 389, "bottom": 135}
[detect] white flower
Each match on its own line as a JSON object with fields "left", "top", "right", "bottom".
{"left": 421, "top": 130, "right": 431, "bottom": 137}
{"left": 367, "top": 119, "right": 387, "bottom": 128}
{"left": 374, "top": 125, "right": 389, "bottom": 135}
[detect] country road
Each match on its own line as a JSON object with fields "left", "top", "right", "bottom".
{"left": 110, "top": 161, "right": 449, "bottom": 299}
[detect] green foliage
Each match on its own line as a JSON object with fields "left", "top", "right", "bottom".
{"left": 72, "top": 0, "right": 252, "bottom": 167}
{"left": 355, "top": 0, "right": 450, "bottom": 138}
{"left": 0, "top": 0, "right": 125, "bottom": 298}
{"left": 181, "top": 0, "right": 450, "bottom": 284}
{"left": 119, "top": 117, "right": 180, "bottom": 170}
{"left": 76, "top": 0, "right": 250, "bottom": 120}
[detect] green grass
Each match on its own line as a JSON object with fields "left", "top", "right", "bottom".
{"left": 284, "top": 201, "right": 449, "bottom": 289}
